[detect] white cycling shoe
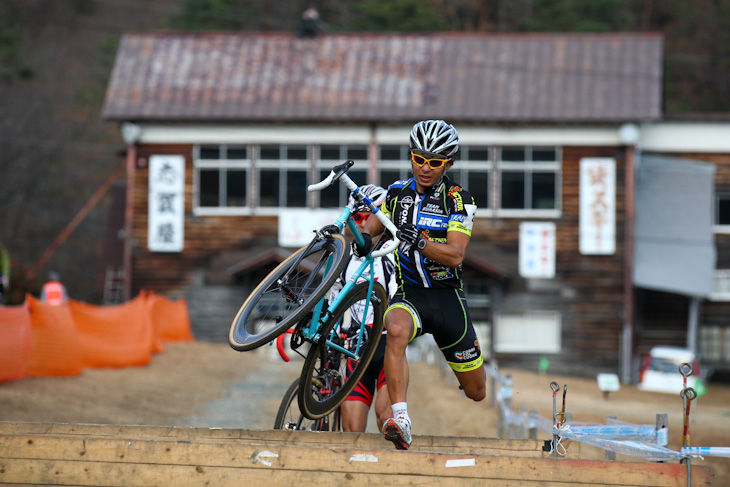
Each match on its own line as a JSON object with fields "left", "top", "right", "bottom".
{"left": 382, "top": 416, "right": 412, "bottom": 450}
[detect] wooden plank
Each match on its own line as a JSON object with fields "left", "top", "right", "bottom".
{"left": 0, "top": 422, "right": 575, "bottom": 458}
{"left": 0, "top": 458, "right": 610, "bottom": 487}
{"left": 0, "top": 432, "right": 713, "bottom": 487}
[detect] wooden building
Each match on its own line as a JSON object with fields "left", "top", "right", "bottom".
{"left": 101, "top": 32, "right": 730, "bottom": 381}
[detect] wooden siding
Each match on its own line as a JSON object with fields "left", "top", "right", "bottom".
{"left": 129, "top": 144, "right": 277, "bottom": 296}
{"left": 471, "top": 146, "right": 628, "bottom": 375}
{"left": 126, "top": 144, "right": 730, "bottom": 376}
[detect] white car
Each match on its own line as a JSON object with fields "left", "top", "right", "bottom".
{"left": 637, "top": 346, "right": 701, "bottom": 394}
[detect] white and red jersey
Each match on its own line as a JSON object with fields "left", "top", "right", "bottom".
{"left": 328, "top": 239, "right": 396, "bottom": 332}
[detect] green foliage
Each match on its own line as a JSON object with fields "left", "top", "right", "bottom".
{"left": 69, "top": 0, "right": 97, "bottom": 15}
{"left": 4, "top": 262, "right": 41, "bottom": 305}
{"left": 0, "top": 4, "right": 33, "bottom": 82}
{"left": 349, "top": 0, "right": 448, "bottom": 32}
{"left": 521, "top": 0, "right": 637, "bottom": 32}
{"left": 173, "top": 0, "right": 252, "bottom": 31}
{"left": 75, "top": 35, "right": 119, "bottom": 109}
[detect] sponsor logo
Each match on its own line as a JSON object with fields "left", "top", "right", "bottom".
{"left": 417, "top": 216, "right": 447, "bottom": 228}
{"left": 454, "top": 347, "right": 479, "bottom": 361}
{"left": 448, "top": 186, "right": 465, "bottom": 210}
{"left": 398, "top": 195, "right": 414, "bottom": 225}
{"left": 430, "top": 270, "right": 454, "bottom": 280}
{"left": 451, "top": 214, "right": 466, "bottom": 222}
{"left": 422, "top": 203, "right": 443, "bottom": 214}
{"left": 451, "top": 192, "right": 464, "bottom": 211}
{"left": 448, "top": 220, "right": 471, "bottom": 234}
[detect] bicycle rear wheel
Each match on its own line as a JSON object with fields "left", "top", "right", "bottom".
{"left": 274, "top": 379, "right": 340, "bottom": 431}
{"left": 229, "top": 233, "right": 349, "bottom": 351}
{"left": 298, "top": 281, "right": 387, "bottom": 419}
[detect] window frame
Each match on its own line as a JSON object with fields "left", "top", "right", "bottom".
{"left": 495, "top": 146, "right": 562, "bottom": 218}
{"left": 710, "top": 269, "right": 730, "bottom": 301}
{"left": 713, "top": 192, "right": 730, "bottom": 234}
{"left": 256, "top": 144, "right": 311, "bottom": 212}
{"left": 193, "top": 144, "right": 252, "bottom": 216}
{"left": 191, "top": 142, "right": 562, "bottom": 219}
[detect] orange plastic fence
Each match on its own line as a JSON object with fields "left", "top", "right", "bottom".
{"left": 0, "top": 291, "right": 194, "bottom": 383}
{"left": 70, "top": 293, "right": 156, "bottom": 368}
{"left": 26, "top": 296, "right": 83, "bottom": 377}
{"left": 0, "top": 302, "right": 33, "bottom": 383}
{"left": 147, "top": 291, "right": 195, "bottom": 343}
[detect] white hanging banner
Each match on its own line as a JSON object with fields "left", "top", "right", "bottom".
{"left": 278, "top": 209, "right": 341, "bottom": 247}
{"left": 519, "top": 222, "right": 556, "bottom": 279}
{"left": 148, "top": 155, "right": 185, "bottom": 252}
{"left": 580, "top": 158, "right": 616, "bottom": 255}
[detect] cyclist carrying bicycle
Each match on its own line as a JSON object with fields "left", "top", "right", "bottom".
{"left": 329, "top": 184, "right": 396, "bottom": 433}
{"left": 354, "top": 120, "right": 486, "bottom": 450}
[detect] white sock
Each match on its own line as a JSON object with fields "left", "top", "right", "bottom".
{"left": 391, "top": 402, "right": 410, "bottom": 422}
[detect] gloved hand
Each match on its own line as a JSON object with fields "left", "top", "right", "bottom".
{"left": 352, "top": 233, "right": 372, "bottom": 257}
{"left": 396, "top": 223, "right": 425, "bottom": 251}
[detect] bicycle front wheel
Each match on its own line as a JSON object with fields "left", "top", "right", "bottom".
{"left": 274, "top": 379, "right": 340, "bottom": 431}
{"left": 229, "top": 233, "right": 349, "bottom": 351}
{"left": 299, "top": 281, "right": 387, "bottom": 419}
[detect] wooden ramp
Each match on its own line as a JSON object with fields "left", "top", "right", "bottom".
{"left": 0, "top": 422, "right": 713, "bottom": 487}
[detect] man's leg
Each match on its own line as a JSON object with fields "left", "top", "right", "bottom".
{"left": 384, "top": 307, "right": 413, "bottom": 404}
{"left": 340, "top": 400, "right": 369, "bottom": 432}
{"left": 454, "top": 364, "right": 487, "bottom": 402}
{"left": 382, "top": 307, "right": 414, "bottom": 449}
{"left": 373, "top": 382, "right": 391, "bottom": 433}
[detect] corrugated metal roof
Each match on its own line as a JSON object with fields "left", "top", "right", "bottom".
{"left": 102, "top": 32, "right": 663, "bottom": 123}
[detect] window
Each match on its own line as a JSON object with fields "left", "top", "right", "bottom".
{"left": 195, "top": 145, "right": 249, "bottom": 210}
{"left": 700, "top": 326, "right": 730, "bottom": 362}
{"left": 497, "top": 147, "right": 560, "bottom": 215}
{"left": 381, "top": 144, "right": 559, "bottom": 217}
{"left": 494, "top": 311, "right": 561, "bottom": 353}
{"left": 258, "top": 145, "right": 309, "bottom": 208}
{"left": 318, "top": 145, "right": 368, "bottom": 208}
{"left": 464, "top": 278, "right": 491, "bottom": 308}
{"left": 714, "top": 193, "right": 730, "bottom": 233}
{"left": 711, "top": 270, "right": 730, "bottom": 301}
{"left": 378, "top": 145, "right": 410, "bottom": 188}
{"left": 193, "top": 142, "right": 561, "bottom": 218}
{"left": 451, "top": 146, "right": 491, "bottom": 211}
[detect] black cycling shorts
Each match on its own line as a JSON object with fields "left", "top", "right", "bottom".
{"left": 385, "top": 286, "right": 483, "bottom": 372}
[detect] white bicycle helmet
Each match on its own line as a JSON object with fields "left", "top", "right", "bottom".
{"left": 409, "top": 120, "right": 459, "bottom": 158}
{"left": 349, "top": 184, "right": 387, "bottom": 212}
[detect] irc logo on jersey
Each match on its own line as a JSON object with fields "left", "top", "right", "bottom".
{"left": 418, "top": 216, "right": 447, "bottom": 229}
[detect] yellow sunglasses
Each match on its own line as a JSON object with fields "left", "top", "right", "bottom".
{"left": 411, "top": 152, "right": 452, "bottom": 169}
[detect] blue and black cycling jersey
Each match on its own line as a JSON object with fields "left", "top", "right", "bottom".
{"left": 382, "top": 175, "right": 477, "bottom": 289}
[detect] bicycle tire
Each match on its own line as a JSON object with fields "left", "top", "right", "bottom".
{"left": 229, "top": 233, "right": 349, "bottom": 351}
{"left": 273, "top": 379, "right": 339, "bottom": 431}
{"left": 298, "top": 281, "right": 387, "bottom": 419}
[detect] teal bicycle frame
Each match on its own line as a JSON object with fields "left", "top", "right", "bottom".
{"left": 301, "top": 161, "right": 400, "bottom": 361}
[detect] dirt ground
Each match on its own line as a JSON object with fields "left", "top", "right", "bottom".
{"left": 1, "top": 342, "right": 728, "bottom": 480}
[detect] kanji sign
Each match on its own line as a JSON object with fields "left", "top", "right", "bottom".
{"left": 580, "top": 158, "right": 616, "bottom": 255}
{"left": 148, "top": 155, "right": 185, "bottom": 252}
